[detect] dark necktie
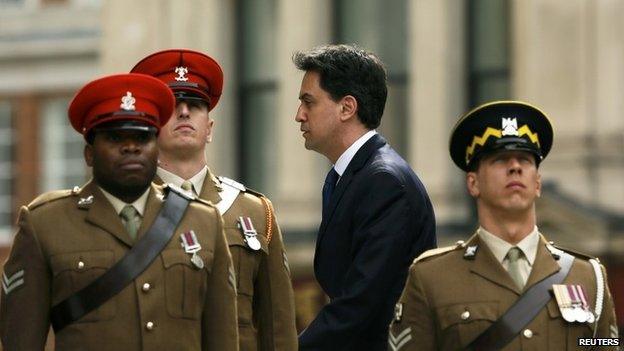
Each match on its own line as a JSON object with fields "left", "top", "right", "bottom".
{"left": 322, "top": 168, "right": 339, "bottom": 218}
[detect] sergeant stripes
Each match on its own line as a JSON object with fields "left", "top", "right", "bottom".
{"left": 2, "top": 270, "right": 24, "bottom": 295}
{"left": 388, "top": 327, "right": 412, "bottom": 351}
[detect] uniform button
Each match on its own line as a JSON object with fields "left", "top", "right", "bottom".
{"left": 142, "top": 283, "right": 151, "bottom": 292}
{"left": 77, "top": 261, "right": 85, "bottom": 269}
{"left": 460, "top": 310, "right": 470, "bottom": 320}
{"left": 146, "top": 321, "right": 154, "bottom": 331}
{"left": 523, "top": 329, "right": 533, "bottom": 338}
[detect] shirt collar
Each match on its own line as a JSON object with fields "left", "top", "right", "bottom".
{"left": 98, "top": 186, "right": 150, "bottom": 217}
{"left": 477, "top": 226, "right": 540, "bottom": 265}
{"left": 157, "top": 165, "right": 208, "bottom": 195}
{"left": 334, "top": 130, "right": 377, "bottom": 176}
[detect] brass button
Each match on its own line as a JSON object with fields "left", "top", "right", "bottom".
{"left": 460, "top": 310, "right": 470, "bottom": 320}
{"left": 523, "top": 329, "right": 533, "bottom": 339}
{"left": 146, "top": 321, "right": 154, "bottom": 331}
{"left": 77, "top": 261, "right": 85, "bottom": 269}
{"left": 142, "top": 283, "right": 151, "bottom": 292}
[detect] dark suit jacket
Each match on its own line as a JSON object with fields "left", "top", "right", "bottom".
{"left": 298, "top": 134, "right": 436, "bottom": 350}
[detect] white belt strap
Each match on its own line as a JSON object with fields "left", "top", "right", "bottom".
{"left": 215, "top": 179, "right": 242, "bottom": 215}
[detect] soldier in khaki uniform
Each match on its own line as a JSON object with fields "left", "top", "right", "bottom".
{"left": 0, "top": 74, "right": 239, "bottom": 350}
{"left": 389, "top": 101, "right": 619, "bottom": 350}
{"left": 131, "top": 49, "right": 297, "bottom": 351}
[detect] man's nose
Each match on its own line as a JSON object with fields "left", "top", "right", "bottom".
{"left": 507, "top": 158, "right": 522, "bottom": 174}
{"left": 177, "top": 103, "right": 191, "bottom": 119}
{"left": 121, "top": 139, "right": 141, "bottom": 153}
{"left": 295, "top": 105, "right": 305, "bottom": 122}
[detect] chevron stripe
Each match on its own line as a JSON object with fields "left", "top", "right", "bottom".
{"left": 610, "top": 324, "right": 619, "bottom": 338}
{"left": 389, "top": 327, "right": 412, "bottom": 351}
{"left": 2, "top": 270, "right": 25, "bottom": 295}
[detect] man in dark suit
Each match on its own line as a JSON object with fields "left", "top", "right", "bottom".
{"left": 293, "top": 44, "right": 437, "bottom": 350}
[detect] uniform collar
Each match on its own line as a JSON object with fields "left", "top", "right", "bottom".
{"left": 98, "top": 186, "right": 150, "bottom": 217}
{"left": 334, "top": 129, "right": 377, "bottom": 176}
{"left": 477, "top": 226, "right": 540, "bottom": 266}
{"left": 157, "top": 165, "right": 208, "bottom": 195}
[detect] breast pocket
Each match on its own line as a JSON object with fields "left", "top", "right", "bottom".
{"left": 50, "top": 250, "right": 116, "bottom": 323}
{"left": 225, "top": 228, "right": 267, "bottom": 325}
{"left": 546, "top": 298, "right": 595, "bottom": 348}
{"left": 161, "top": 249, "right": 213, "bottom": 320}
{"left": 437, "top": 301, "right": 499, "bottom": 348}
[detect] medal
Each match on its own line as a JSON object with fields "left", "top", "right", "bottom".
{"left": 574, "top": 284, "right": 595, "bottom": 323}
{"left": 567, "top": 285, "right": 588, "bottom": 323}
{"left": 191, "top": 253, "right": 205, "bottom": 269}
{"left": 180, "top": 230, "right": 204, "bottom": 269}
{"left": 553, "top": 284, "right": 576, "bottom": 322}
{"left": 238, "top": 217, "right": 261, "bottom": 251}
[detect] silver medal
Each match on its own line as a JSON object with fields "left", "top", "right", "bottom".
{"left": 245, "top": 235, "right": 261, "bottom": 251}
{"left": 191, "top": 253, "right": 205, "bottom": 269}
{"left": 239, "top": 216, "right": 261, "bottom": 251}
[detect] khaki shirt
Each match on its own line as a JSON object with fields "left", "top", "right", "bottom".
{"left": 0, "top": 181, "right": 239, "bottom": 350}
{"left": 156, "top": 168, "right": 297, "bottom": 351}
{"left": 389, "top": 234, "right": 618, "bottom": 350}
{"left": 477, "top": 226, "right": 539, "bottom": 287}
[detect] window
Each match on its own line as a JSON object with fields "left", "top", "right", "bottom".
{"left": 40, "top": 97, "right": 86, "bottom": 192}
{"left": 467, "top": 0, "right": 510, "bottom": 106}
{"left": 334, "top": 0, "right": 408, "bottom": 155}
{"left": 0, "top": 101, "right": 13, "bottom": 238}
{"left": 238, "top": 0, "right": 277, "bottom": 192}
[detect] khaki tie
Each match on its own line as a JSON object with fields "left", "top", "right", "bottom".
{"left": 507, "top": 246, "right": 525, "bottom": 289}
{"left": 181, "top": 180, "right": 194, "bottom": 193}
{"left": 120, "top": 205, "right": 140, "bottom": 241}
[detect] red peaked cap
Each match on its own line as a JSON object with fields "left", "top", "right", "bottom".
{"left": 130, "top": 49, "right": 224, "bottom": 111}
{"left": 68, "top": 73, "right": 175, "bottom": 137}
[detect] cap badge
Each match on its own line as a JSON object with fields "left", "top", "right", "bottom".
{"left": 501, "top": 117, "right": 519, "bottom": 136}
{"left": 175, "top": 66, "right": 189, "bottom": 82}
{"left": 120, "top": 91, "right": 136, "bottom": 111}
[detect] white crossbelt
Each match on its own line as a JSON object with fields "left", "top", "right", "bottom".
{"left": 215, "top": 181, "right": 241, "bottom": 215}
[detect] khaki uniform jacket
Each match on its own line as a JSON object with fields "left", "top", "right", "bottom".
{"left": 389, "top": 234, "right": 618, "bottom": 351}
{"left": 156, "top": 171, "right": 297, "bottom": 351}
{"left": 0, "top": 181, "right": 239, "bottom": 351}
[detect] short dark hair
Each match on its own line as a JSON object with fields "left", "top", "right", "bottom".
{"left": 292, "top": 44, "right": 388, "bottom": 129}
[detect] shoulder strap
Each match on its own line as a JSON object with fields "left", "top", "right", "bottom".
{"left": 470, "top": 251, "right": 575, "bottom": 350}
{"left": 50, "top": 190, "right": 191, "bottom": 332}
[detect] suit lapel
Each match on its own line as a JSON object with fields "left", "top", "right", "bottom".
{"left": 524, "top": 235, "right": 561, "bottom": 289}
{"left": 469, "top": 235, "right": 522, "bottom": 295}
{"left": 316, "top": 134, "right": 387, "bottom": 244}
{"left": 199, "top": 169, "right": 223, "bottom": 204}
{"left": 136, "top": 184, "right": 163, "bottom": 239}
{"left": 80, "top": 181, "right": 134, "bottom": 247}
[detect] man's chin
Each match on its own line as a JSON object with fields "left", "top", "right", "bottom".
{"left": 162, "top": 140, "right": 204, "bottom": 154}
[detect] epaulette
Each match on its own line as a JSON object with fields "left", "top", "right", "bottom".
{"left": 549, "top": 242, "right": 598, "bottom": 262}
{"left": 413, "top": 241, "right": 465, "bottom": 263}
{"left": 218, "top": 175, "right": 268, "bottom": 198}
{"left": 217, "top": 176, "right": 246, "bottom": 192}
{"left": 28, "top": 188, "right": 77, "bottom": 210}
